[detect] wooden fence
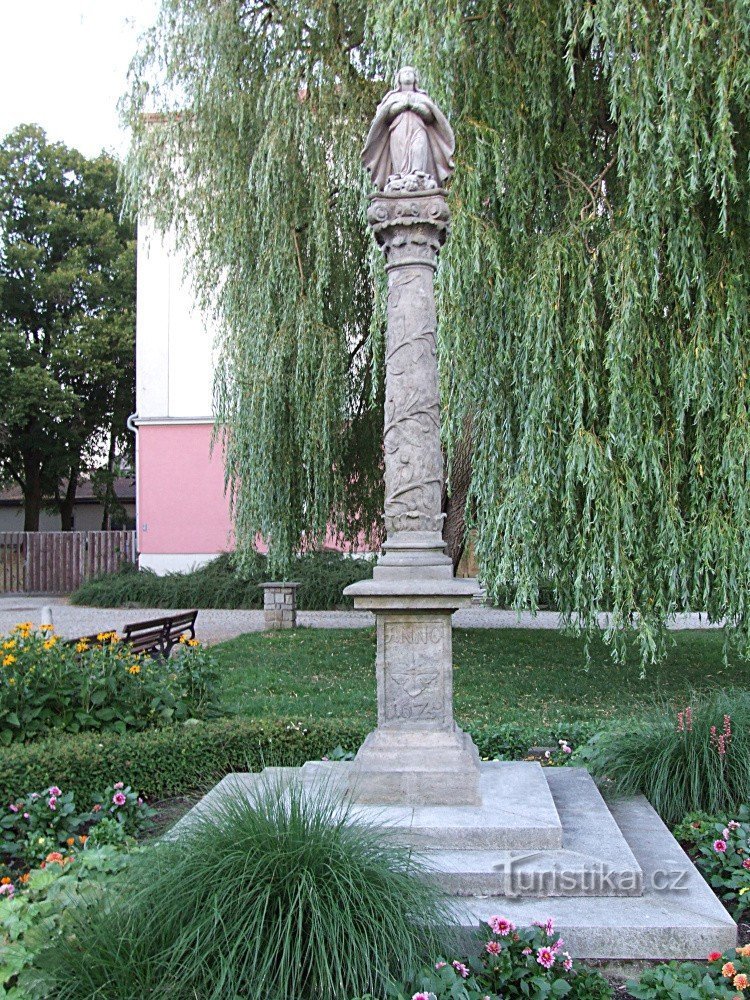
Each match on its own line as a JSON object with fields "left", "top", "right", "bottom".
{"left": 0, "top": 531, "right": 137, "bottom": 594}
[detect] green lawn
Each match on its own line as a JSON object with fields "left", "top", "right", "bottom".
{"left": 213, "top": 627, "right": 750, "bottom": 729}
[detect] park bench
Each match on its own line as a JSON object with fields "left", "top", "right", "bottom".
{"left": 72, "top": 610, "right": 199, "bottom": 660}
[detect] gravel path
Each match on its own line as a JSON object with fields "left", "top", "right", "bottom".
{"left": 0, "top": 596, "right": 723, "bottom": 645}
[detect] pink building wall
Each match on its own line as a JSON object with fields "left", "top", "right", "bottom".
{"left": 137, "top": 423, "right": 233, "bottom": 556}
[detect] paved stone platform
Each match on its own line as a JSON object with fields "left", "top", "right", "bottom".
{"left": 451, "top": 774, "right": 736, "bottom": 959}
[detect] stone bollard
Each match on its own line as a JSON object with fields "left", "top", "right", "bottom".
{"left": 260, "top": 582, "right": 300, "bottom": 630}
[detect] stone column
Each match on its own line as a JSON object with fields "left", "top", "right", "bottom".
{"left": 344, "top": 190, "right": 481, "bottom": 806}
{"left": 261, "top": 582, "right": 299, "bottom": 629}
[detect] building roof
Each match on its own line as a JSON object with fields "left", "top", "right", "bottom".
{"left": 0, "top": 476, "right": 136, "bottom": 507}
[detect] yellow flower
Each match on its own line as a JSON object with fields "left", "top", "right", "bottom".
{"left": 75, "top": 640, "right": 89, "bottom": 653}
{"left": 8, "top": 678, "right": 15, "bottom": 686}
{"left": 42, "top": 637, "right": 57, "bottom": 650}
{"left": 2, "top": 655, "right": 16, "bottom": 667}
{"left": 179, "top": 634, "right": 187, "bottom": 644}
{"left": 187, "top": 639, "right": 200, "bottom": 647}
{"left": 38, "top": 623, "right": 55, "bottom": 632}
{"left": 128, "top": 664, "right": 141, "bottom": 675}
{"left": 2, "top": 640, "right": 16, "bottom": 651}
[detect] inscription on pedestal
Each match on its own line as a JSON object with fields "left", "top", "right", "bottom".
{"left": 379, "top": 615, "right": 451, "bottom": 727}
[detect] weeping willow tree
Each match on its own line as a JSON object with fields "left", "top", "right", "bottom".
{"left": 123, "top": 0, "right": 750, "bottom": 661}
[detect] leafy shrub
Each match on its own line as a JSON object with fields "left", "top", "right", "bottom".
{"left": 675, "top": 805, "right": 750, "bottom": 920}
{"left": 629, "top": 945, "right": 750, "bottom": 999}
{"left": 0, "top": 846, "right": 134, "bottom": 1000}
{"left": 672, "top": 811, "right": 722, "bottom": 847}
{"left": 0, "top": 717, "right": 601, "bottom": 809}
{"left": 577, "top": 690, "right": 750, "bottom": 825}
{"left": 38, "top": 779, "right": 451, "bottom": 1000}
{"left": 0, "top": 781, "right": 154, "bottom": 869}
{"left": 382, "top": 916, "right": 611, "bottom": 1000}
{"left": 0, "top": 624, "right": 219, "bottom": 743}
{"left": 0, "top": 717, "right": 370, "bottom": 805}
{"left": 70, "top": 550, "right": 374, "bottom": 610}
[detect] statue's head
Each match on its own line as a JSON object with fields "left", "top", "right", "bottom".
{"left": 395, "top": 66, "right": 418, "bottom": 91}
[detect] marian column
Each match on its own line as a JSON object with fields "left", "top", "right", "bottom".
{"left": 344, "top": 68, "right": 481, "bottom": 806}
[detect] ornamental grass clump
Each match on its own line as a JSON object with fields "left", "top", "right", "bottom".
{"left": 38, "top": 778, "right": 452, "bottom": 1000}
{"left": 580, "top": 690, "right": 750, "bottom": 825}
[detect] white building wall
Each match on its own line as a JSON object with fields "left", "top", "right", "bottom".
{"left": 136, "top": 221, "right": 218, "bottom": 422}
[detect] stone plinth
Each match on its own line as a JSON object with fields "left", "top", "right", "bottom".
{"left": 260, "top": 582, "right": 299, "bottom": 630}
{"left": 343, "top": 579, "right": 481, "bottom": 804}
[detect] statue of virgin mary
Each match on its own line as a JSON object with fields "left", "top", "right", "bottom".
{"left": 362, "top": 67, "right": 455, "bottom": 191}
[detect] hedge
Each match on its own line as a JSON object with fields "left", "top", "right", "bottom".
{"left": 0, "top": 717, "right": 604, "bottom": 804}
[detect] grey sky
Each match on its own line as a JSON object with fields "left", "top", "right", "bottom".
{"left": 0, "top": 0, "right": 160, "bottom": 158}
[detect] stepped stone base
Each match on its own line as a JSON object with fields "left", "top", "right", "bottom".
{"left": 168, "top": 762, "right": 736, "bottom": 960}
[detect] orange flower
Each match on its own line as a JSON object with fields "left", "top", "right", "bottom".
{"left": 18, "top": 872, "right": 29, "bottom": 884}
{"left": 45, "top": 852, "right": 65, "bottom": 866}
{"left": 0, "top": 877, "right": 10, "bottom": 885}
{"left": 734, "top": 973, "right": 749, "bottom": 990}
{"left": 738, "top": 945, "right": 750, "bottom": 958}
{"left": 66, "top": 837, "right": 75, "bottom": 847}
{"left": 79, "top": 834, "right": 88, "bottom": 845}
{"left": 723, "top": 962, "right": 737, "bottom": 978}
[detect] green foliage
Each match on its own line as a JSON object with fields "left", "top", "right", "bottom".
{"left": 0, "top": 780, "right": 153, "bottom": 870}
{"left": 690, "top": 806, "right": 750, "bottom": 920}
{"left": 387, "top": 917, "right": 612, "bottom": 1000}
{"left": 0, "top": 717, "right": 369, "bottom": 806}
{"left": 629, "top": 948, "right": 750, "bottom": 1000}
{"left": 123, "top": 1, "right": 750, "bottom": 666}
{"left": 38, "top": 780, "right": 451, "bottom": 1000}
{"left": 672, "top": 811, "right": 720, "bottom": 847}
{"left": 578, "top": 691, "right": 750, "bottom": 825}
{"left": 0, "top": 847, "right": 134, "bottom": 1000}
{"left": 0, "top": 124, "right": 135, "bottom": 528}
{"left": 70, "top": 550, "right": 374, "bottom": 610}
{"left": 0, "top": 625, "right": 219, "bottom": 743}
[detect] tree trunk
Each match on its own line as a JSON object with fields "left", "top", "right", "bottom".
{"left": 442, "top": 417, "right": 473, "bottom": 574}
{"left": 59, "top": 465, "right": 79, "bottom": 531}
{"left": 101, "top": 431, "right": 117, "bottom": 530}
{"left": 22, "top": 454, "right": 43, "bottom": 531}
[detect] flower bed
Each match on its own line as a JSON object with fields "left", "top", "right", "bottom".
{"left": 0, "top": 623, "right": 219, "bottom": 743}
{"left": 673, "top": 805, "right": 750, "bottom": 921}
{"left": 377, "top": 916, "right": 612, "bottom": 999}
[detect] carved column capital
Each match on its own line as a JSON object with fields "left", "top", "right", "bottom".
{"left": 367, "top": 190, "right": 450, "bottom": 270}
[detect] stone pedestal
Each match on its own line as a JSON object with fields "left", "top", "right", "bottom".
{"left": 260, "top": 582, "right": 299, "bottom": 629}
{"left": 344, "top": 186, "right": 482, "bottom": 805}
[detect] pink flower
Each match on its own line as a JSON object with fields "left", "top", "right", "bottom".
{"left": 48, "top": 797, "right": 57, "bottom": 811}
{"left": 434, "top": 962, "right": 447, "bottom": 970}
{"left": 0, "top": 883, "right": 14, "bottom": 898}
{"left": 113, "top": 782, "right": 124, "bottom": 790}
{"left": 729, "top": 821, "right": 741, "bottom": 830}
{"left": 411, "top": 993, "right": 436, "bottom": 1000}
{"left": 137, "top": 797, "right": 143, "bottom": 805}
{"left": 562, "top": 951, "right": 573, "bottom": 972}
{"left": 551, "top": 937, "right": 565, "bottom": 953}
{"left": 742, "top": 859, "right": 750, "bottom": 870}
{"left": 723, "top": 828, "right": 731, "bottom": 840}
{"left": 485, "top": 940, "right": 502, "bottom": 955}
{"left": 537, "top": 947, "right": 555, "bottom": 969}
{"left": 452, "top": 961, "right": 469, "bottom": 978}
{"left": 23, "top": 813, "right": 29, "bottom": 819}
{"left": 112, "top": 792, "right": 127, "bottom": 807}
{"left": 488, "top": 915, "right": 515, "bottom": 936}
{"left": 92, "top": 803, "right": 102, "bottom": 812}
{"left": 714, "top": 839, "right": 728, "bottom": 853}
{"left": 522, "top": 947, "right": 533, "bottom": 955}
{"left": 545, "top": 918, "right": 555, "bottom": 936}
{"left": 8, "top": 804, "right": 18, "bottom": 813}
{"left": 48, "top": 786, "right": 62, "bottom": 797}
